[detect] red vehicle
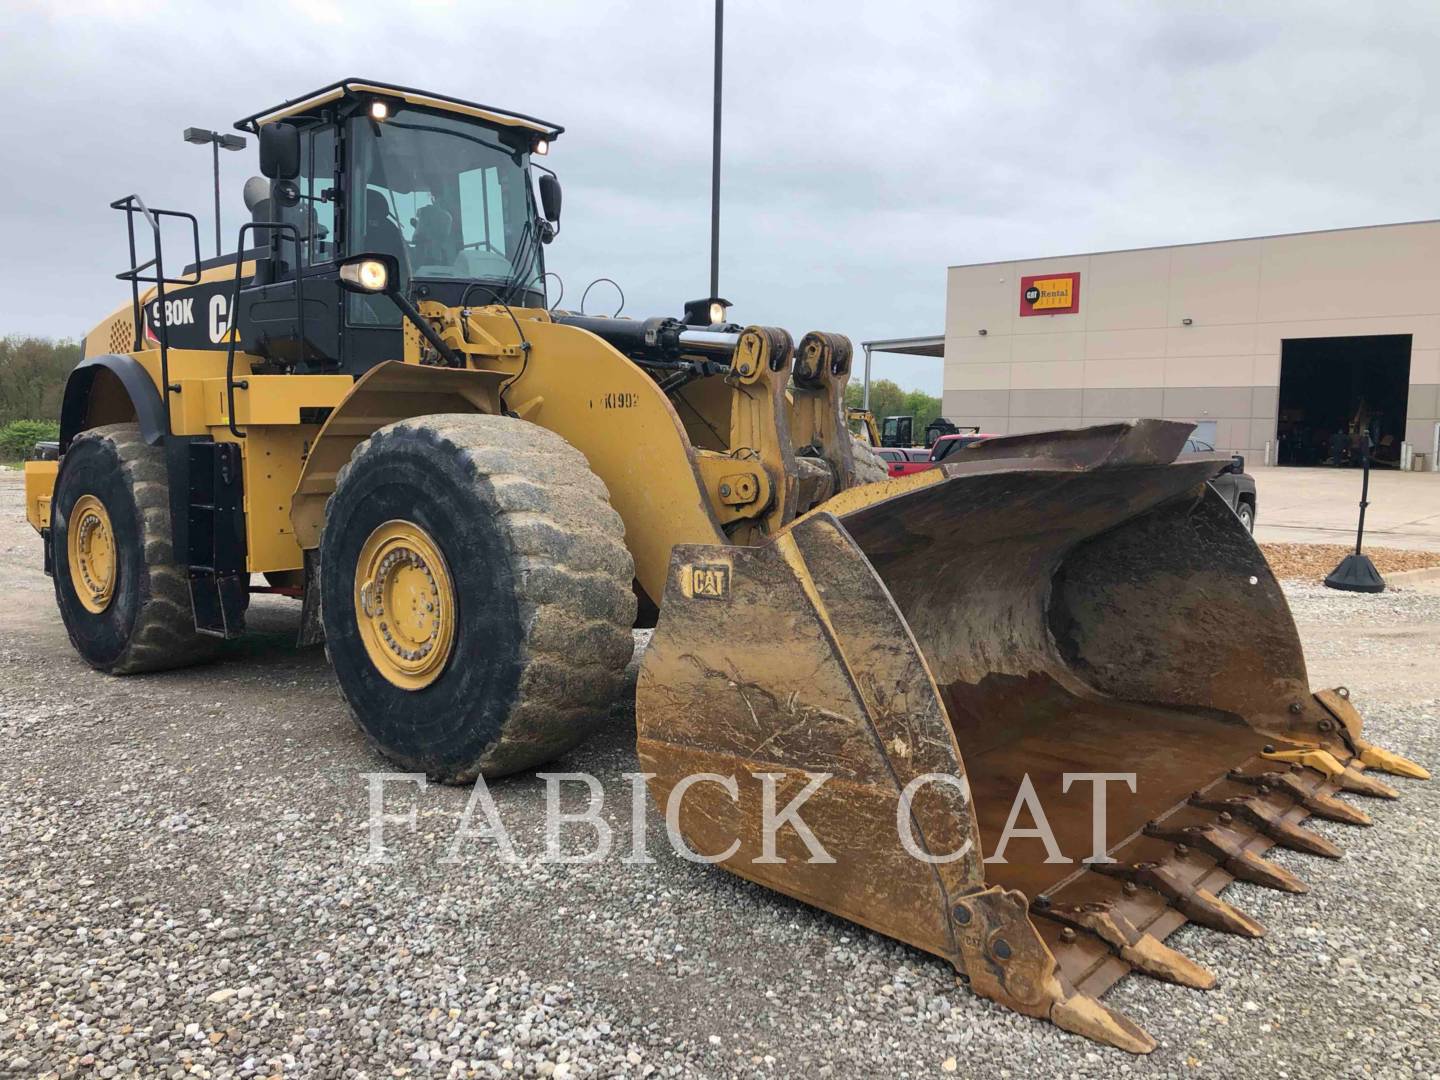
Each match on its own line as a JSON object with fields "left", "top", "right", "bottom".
{"left": 880, "top": 432, "right": 997, "bottom": 476}
{"left": 874, "top": 447, "right": 931, "bottom": 477}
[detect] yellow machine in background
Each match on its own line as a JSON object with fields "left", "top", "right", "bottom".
{"left": 25, "top": 79, "right": 1426, "bottom": 1052}
{"left": 846, "top": 406, "right": 880, "bottom": 446}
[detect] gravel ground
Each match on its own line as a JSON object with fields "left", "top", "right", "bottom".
{"left": 1261, "top": 543, "right": 1440, "bottom": 583}
{"left": 0, "top": 471, "right": 1436, "bottom": 1079}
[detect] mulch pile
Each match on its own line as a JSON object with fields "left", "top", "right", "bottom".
{"left": 1260, "top": 543, "right": 1440, "bottom": 582}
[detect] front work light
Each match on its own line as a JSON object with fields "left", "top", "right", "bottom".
{"left": 369, "top": 100, "right": 390, "bottom": 122}
{"left": 682, "top": 296, "right": 732, "bottom": 327}
{"left": 338, "top": 255, "right": 395, "bottom": 294}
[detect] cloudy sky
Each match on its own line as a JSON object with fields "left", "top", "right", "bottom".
{"left": 2, "top": 1, "right": 1437, "bottom": 392}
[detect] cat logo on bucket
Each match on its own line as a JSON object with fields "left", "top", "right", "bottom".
{"left": 1019, "top": 272, "right": 1080, "bottom": 316}
{"left": 681, "top": 562, "right": 730, "bottom": 600}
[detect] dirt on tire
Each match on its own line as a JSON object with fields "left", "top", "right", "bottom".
{"left": 321, "top": 413, "right": 637, "bottom": 782}
{"left": 51, "top": 423, "right": 219, "bottom": 674}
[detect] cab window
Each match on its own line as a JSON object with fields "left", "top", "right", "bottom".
{"left": 274, "top": 124, "right": 337, "bottom": 271}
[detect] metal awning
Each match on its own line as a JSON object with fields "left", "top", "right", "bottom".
{"left": 856, "top": 335, "right": 944, "bottom": 409}
{"left": 859, "top": 335, "right": 944, "bottom": 357}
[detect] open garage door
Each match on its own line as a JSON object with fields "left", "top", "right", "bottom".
{"left": 1276, "top": 335, "right": 1411, "bottom": 466}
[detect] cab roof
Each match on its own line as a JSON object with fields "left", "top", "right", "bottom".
{"left": 234, "top": 78, "right": 564, "bottom": 140}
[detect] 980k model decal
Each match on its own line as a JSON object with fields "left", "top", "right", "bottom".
{"left": 142, "top": 280, "right": 236, "bottom": 349}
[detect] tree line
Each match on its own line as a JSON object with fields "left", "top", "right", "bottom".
{"left": 0, "top": 336, "right": 78, "bottom": 426}
{"left": 844, "top": 378, "right": 944, "bottom": 435}
{"left": 0, "top": 337, "right": 77, "bottom": 459}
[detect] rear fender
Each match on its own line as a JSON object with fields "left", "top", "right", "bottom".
{"left": 59, "top": 354, "right": 167, "bottom": 451}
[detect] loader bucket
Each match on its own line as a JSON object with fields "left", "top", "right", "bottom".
{"left": 635, "top": 420, "right": 1426, "bottom": 1052}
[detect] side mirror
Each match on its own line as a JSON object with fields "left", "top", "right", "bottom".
{"left": 259, "top": 122, "right": 301, "bottom": 180}
{"left": 272, "top": 179, "right": 301, "bottom": 208}
{"left": 539, "top": 174, "right": 562, "bottom": 224}
{"left": 1230, "top": 453, "right": 1246, "bottom": 475}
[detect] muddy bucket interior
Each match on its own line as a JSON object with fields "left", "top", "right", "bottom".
{"left": 834, "top": 445, "right": 1306, "bottom": 901}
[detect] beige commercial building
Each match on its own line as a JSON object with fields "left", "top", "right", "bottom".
{"left": 941, "top": 220, "right": 1440, "bottom": 468}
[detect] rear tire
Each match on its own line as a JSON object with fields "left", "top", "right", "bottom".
{"left": 320, "top": 414, "right": 637, "bottom": 781}
{"left": 51, "top": 424, "right": 217, "bottom": 674}
{"left": 1236, "top": 500, "right": 1255, "bottom": 533}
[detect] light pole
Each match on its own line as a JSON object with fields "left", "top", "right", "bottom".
{"left": 709, "top": 0, "right": 723, "bottom": 303}
{"left": 684, "top": 0, "right": 730, "bottom": 327}
{"left": 183, "top": 127, "right": 247, "bottom": 257}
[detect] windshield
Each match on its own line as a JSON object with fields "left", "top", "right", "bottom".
{"left": 348, "top": 109, "right": 542, "bottom": 292}
{"left": 931, "top": 435, "right": 988, "bottom": 462}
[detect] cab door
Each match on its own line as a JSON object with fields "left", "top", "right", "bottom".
{"left": 237, "top": 123, "right": 345, "bottom": 368}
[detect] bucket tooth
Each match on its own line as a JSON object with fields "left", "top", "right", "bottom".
{"left": 1356, "top": 743, "right": 1431, "bottom": 781}
{"left": 1039, "top": 902, "right": 1215, "bottom": 989}
{"left": 1260, "top": 747, "right": 1400, "bottom": 798}
{"left": 1302, "top": 792, "right": 1373, "bottom": 827}
{"left": 1338, "top": 765, "right": 1401, "bottom": 799}
{"left": 1314, "top": 687, "right": 1431, "bottom": 780}
{"left": 1092, "top": 862, "right": 1266, "bottom": 937}
{"left": 951, "top": 888, "right": 1155, "bottom": 1053}
{"left": 1122, "top": 932, "right": 1217, "bottom": 990}
{"left": 1189, "top": 794, "right": 1343, "bottom": 859}
{"left": 1144, "top": 822, "right": 1309, "bottom": 893}
{"left": 1225, "top": 769, "right": 1373, "bottom": 827}
{"left": 1050, "top": 992, "right": 1157, "bottom": 1055}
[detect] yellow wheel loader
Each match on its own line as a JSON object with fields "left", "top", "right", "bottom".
{"left": 23, "top": 79, "right": 1426, "bottom": 1052}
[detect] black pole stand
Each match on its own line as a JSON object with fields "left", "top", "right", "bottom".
{"left": 1324, "top": 435, "right": 1385, "bottom": 593}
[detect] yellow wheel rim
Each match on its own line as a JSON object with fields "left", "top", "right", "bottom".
{"left": 354, "top": 520, "right": 457, "bottom": 691}
{"left": 68, "top": 493, "right": 117, "bottom": 614}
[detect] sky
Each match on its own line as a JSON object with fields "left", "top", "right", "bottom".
{"left": 2, "top": 1, "right": 1438, "bottom": 394}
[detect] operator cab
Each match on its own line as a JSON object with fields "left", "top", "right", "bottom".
{"left": 231, "top": 79, "right": 563, "bottom": 374}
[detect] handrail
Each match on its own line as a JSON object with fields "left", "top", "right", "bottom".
{"left": 110, "top": 195, "right": 202, "bottom": 437}
{"left": 222, "top": 221, "right": 307, "bottom": 439}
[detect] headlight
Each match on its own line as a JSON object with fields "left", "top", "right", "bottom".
{"left": 338, "top": 256, "right": 393, "bottom": 294}
{"left": 708, "top": 300, "right": 727, "bottom": 325}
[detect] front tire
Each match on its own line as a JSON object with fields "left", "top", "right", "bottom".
{"left": 51, "top": 424, "right": 217, "bottom": 674}
{"left": 1237, "top": 500, "right": 1255, "bottom": 533}
{"left": 320, "top": 414, "right": 637, "bottom": 781}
